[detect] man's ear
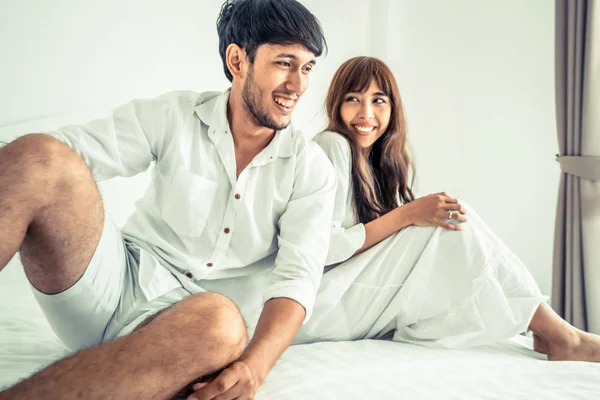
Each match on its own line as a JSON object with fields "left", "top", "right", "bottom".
{"left": 226, "top": 44, "right": 248, "bottom": 80}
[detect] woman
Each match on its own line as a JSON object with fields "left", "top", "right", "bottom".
{"left": 311, "top": 56, "right": 600, "bottom": 361}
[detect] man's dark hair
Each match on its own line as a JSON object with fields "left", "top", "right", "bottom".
{"left": 217, "top": 0, "right": 327, "bottom": 82}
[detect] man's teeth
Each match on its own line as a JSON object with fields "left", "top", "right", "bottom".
{"left": 353, "top": 125, "right": 375, "bottom": 132}
{"left": 274, "top": 97, "right": 293, "bottom": 108}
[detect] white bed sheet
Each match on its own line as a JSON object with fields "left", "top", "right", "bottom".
{"left": 1, "top": 257, "right": 599, "bottom": 399}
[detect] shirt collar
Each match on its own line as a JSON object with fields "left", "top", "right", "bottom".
{"left": 194, "top": 89, "right": 294, "bottom": 159}
{"left": 194, "top": 90, "right": 231, "bottom": 145}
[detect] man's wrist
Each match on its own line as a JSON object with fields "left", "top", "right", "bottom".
{"left": 237, "top": 353, "right": 269, "bottom": 387}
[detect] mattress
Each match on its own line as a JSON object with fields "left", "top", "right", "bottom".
{"left": 1, "top": 257, "right": 599, "bottom": 399}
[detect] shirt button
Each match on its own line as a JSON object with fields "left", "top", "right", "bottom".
{"left": 234, "top": 194, "right": 241, "bottom": 200}
{"left": 185, "top": 272, "right": 193, "bottom": 279}
{"left": 224, "top": 228, "right": 231, "bottom": 234}
{"left": 207, "top": 263, "right": 213, "bottom": 267}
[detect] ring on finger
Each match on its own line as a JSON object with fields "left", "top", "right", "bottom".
{"left": 448, "top": 210, "right": 454, "bottom": 220}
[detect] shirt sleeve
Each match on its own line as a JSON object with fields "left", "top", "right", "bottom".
{"left": 44, "top": 92, "right": 179, "bottom": 182}
{"left": 262, "top": 140, "right": 337, "bottom": 324}
{"left": 314, "top": 131, "right": 366, "bottom": 265}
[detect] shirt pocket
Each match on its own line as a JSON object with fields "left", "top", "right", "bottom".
{"left": 161, "top": 166, "right": 219, "bottom": 237}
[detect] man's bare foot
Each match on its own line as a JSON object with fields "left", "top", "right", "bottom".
{"left": 546, "top": 329, "right": 600, "bottom": 362}
{"left": 533, "top": 333, "right": 547, "bottom": 355}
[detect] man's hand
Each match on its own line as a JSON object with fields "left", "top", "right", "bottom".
{"left": 188, "top": 360, "right": 258, "bottom": 400}
{"left": 187, "top": 298, "right": 305, "bottom": 400}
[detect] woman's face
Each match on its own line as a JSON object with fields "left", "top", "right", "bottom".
{"left": 340, "top": 79, "right": 392, "bottom": 151}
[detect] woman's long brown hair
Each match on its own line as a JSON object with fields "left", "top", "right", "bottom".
{"left": 326, "top": 57, "right": 415, "bottom": 224}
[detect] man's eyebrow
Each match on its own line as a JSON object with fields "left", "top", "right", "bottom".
{"left": 276, "top": 53, "right": 317, "bottom": 65}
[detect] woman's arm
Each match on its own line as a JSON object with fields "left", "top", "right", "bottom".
{"left": 314, "top": 132, "right": 467, "bottom": 264}
{"left": 355, "top": 192, "right": 467, "bottom": 255}
{"left": 355, "top": 205, "right": 412, "bottom": 255}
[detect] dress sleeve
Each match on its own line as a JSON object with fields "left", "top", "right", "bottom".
{"left": 314, "top": 131, "right": 366, "bottom": 265}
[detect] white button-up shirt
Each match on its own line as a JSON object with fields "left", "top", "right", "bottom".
{"left": 313, "top": 131, "right": 367, "bottom": 265}
{"left": 46, "top": 90, "right": 336, "bottom": 322}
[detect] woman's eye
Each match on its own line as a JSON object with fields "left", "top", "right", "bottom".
{"left": 374, "top": 98, "right": 386, "bottom": 104}
{"left": 345, "top": 96, "right": 359, "bottom": 102}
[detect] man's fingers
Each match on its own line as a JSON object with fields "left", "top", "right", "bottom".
{"left": 213, "top": 382, "right": 244, "bottom": 400}
{"left": 192, "top": 382, "right": 208, "bottom": 391}
{"left": 189, "top": 369, "right": 238, "bottom": 400}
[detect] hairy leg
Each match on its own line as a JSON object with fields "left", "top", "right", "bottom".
{"left": 0, "top": 134, "right": 103, "bottom": 293}
{"left": 0, "top": 135, "right": 248, "bottom": 397}
{"left": 529, "top": 303, "right": 600, "bottom": 362}
{"left": 0, "top": 292, "right": 247, "bottom": 400}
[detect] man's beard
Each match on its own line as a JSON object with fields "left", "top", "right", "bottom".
{"left": 241, "top": 66, "right": 290, "bottom": 131}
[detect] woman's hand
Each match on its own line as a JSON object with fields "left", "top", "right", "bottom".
{"left": 403, "top": 192, "right": 467, "bottom": 230}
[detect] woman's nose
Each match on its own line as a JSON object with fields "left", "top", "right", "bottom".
{"left": 358, "top": 103, "right": 374, "bottom": 119}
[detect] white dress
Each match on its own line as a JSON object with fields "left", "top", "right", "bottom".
{"left": 290, "top": 131, "right": 547, "bottom": 348}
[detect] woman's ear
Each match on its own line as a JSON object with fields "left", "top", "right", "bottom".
{"left": 226, "top": 44, "right": 247, "bottom": 80}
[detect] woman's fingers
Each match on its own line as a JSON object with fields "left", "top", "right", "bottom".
{"left": 436, "top": 192, "right": 458, "bottom": 204}
{"left": 448, "top": 203, "right": 467, "bottom": 214}
{"left": 445, "top": 206, "right": 467, "bottom": 222}
{"left": 440, "top": 199, "right": 467, "bottom": 217}
{"left": 453, "top": 212, "right": 467, "bottom": 223}
{"left": 439, "top": 221, "right": 463, "bottom": 231}
{"left": 415, "top": 193, "right": 467, "bottom": 229}
{"left": 437, "top": 208, "right": 467, "bottom": 227}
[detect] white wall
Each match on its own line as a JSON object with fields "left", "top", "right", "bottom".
{"left": 385, "top": 0, "right": 557, "bottom": 295}
{"left": 0, "top": 0, "right": 370, "bottom": 129}
{"left": 0, "top": 0, "right": 556, "bottom": 294}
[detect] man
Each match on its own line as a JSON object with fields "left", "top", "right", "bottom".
{"left": 0, "top": 0, "right": 334, "bottom": 399}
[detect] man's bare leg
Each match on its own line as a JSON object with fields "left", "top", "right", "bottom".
{"left": 0, "top": 134, "right": 103, "bottom": 292}
{"left": 0, "top": 291, "right": 247, "bottom": 400}
{"left": 529, "top": 302, "right": 600, "bottom": 362}
{"left": 0, "top": 135, "right": 247, "bottom": 398}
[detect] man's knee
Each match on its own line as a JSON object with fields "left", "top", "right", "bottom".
{"left": 152, "top": 292, "right": 248, "bottom": 354}
{"left": 6, "top": 134, "right": 93, "bottom": 195}
{"left": 187, "top": 292, "right": 248, "bottom": 350}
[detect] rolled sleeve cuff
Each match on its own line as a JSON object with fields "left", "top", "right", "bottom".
{"left": 326, "top": 223, "right": 366, "bottom": 265}
{"left": 346, "top": 223, "right": 366, "bottom": 253}
{"left": 262, "top": 279, "right": 317, "bottom": 324}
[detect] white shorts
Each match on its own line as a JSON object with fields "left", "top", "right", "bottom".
{"left": 31, "top": 202, "right": 547, "bottom": 351}
{"left": 30, "top": 216, "right": 191, "bottom": 350}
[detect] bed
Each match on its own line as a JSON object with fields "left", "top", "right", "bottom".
{"left": 1, "top": 258, "right": 599, "bottom": 399}
{"left": 1, "top": 115, "right": 599, "bottom": 399}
